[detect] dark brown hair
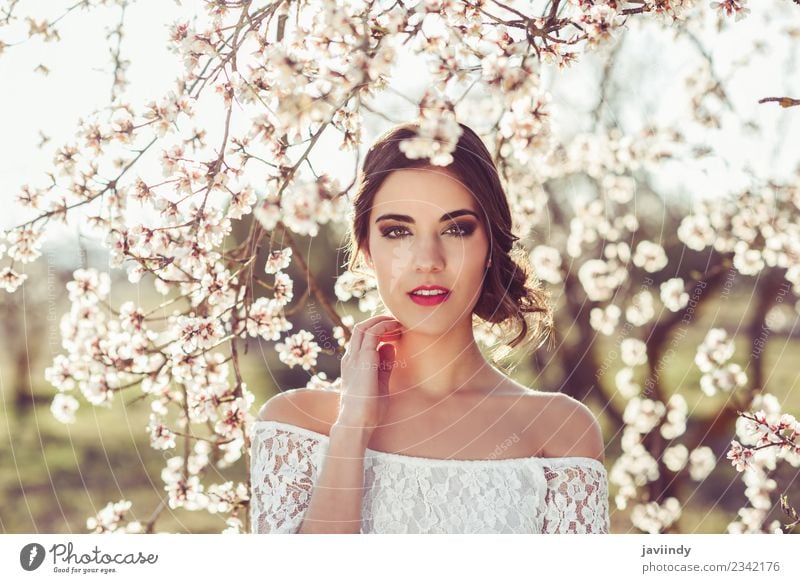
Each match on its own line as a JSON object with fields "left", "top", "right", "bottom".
{"left": 345, "top": 121, "right": 553, "bottom": 365}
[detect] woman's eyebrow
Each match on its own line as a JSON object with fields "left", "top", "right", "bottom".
{"left": 374, "top": 209, "right": 479, "bottom": 223}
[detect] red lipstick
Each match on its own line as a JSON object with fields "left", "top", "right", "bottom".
{"left": 407, "top": 285, "right": 451, "bottom": 306}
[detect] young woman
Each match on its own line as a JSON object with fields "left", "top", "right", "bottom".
{"left": 250, "top": 121, "right": 609, "bottom": 534}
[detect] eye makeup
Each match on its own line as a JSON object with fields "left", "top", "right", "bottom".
{"left": 379, "top": 221, "right": 477, "bottom": 240}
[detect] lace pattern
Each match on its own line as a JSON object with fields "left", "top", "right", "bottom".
{"left": 250, "top": 421, "right": 329, "bottom": 533}
{"left": 250, "top": 420, "right": 609, "bottom": 534}
{"left": 540, "top": 461, "right": 609, "bottom": 533}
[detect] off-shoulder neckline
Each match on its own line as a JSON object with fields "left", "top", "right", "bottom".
{"left": 253, "top": 419, "right": 606, "bottom": 470}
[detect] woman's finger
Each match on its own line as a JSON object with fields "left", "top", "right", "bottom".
{"left": 360, "top": 320, "right": 402, "bottom": 352}
{"left": 351, "top": 315, "right": 398, "bottom": 352}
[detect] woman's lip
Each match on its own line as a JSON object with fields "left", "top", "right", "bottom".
{"left": 407, "top": 291, "right": 451, "bottom": 306}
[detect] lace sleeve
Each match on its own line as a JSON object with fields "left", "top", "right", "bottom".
{"left": 540, "top": 458, "right": 610, "bottom": 534}
{"left": 249, "top": 421, "right": 325, "bottom": 533}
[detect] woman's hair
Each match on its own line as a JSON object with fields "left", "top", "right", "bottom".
{"left": 344, "top": 121, "right": 554, "bottom": 365}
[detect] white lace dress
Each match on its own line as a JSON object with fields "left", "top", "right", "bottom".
{"left": 250, "top": 420, "right": 610, "bottom": 534}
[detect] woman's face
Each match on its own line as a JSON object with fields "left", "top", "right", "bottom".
{"left": 363, "top": 167, "right": 491, "bottom": 335}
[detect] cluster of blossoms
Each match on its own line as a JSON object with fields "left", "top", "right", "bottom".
{"left": 578, "top": 256, "right": 629, "bottom": 302}
{"left": 727, "top": 395, "right": 800, "bottom": 471}
{"left": 613, "top": 401, "right": 663, "bottom": 515}
{"left": 710, "top": 0, "right": 751, "bottom": 21}
{"left": 606, "top": 305, "right": 750, "bottom": 531}
{"left": 725, "top": 394, "right": 800, "bottom": 532}
{"left": 615, "top": 394, "right": 716, "bottom": 534}
{"left": 45, "top": 269, "right": 150, "bottom": 416}
{"left": 0, "top": 224, "right": 48, "bottom": 291}
{"left": 630, "top": 497, "right": 682, "bottom": 534}
{"left": 398, "top": 93, "right": 464, "bottom": 167}
{"left": 694, "top": 328, "right": 747, "bottom": 397}
{"left": 86, "top": 500, "right": 143, "bottom": 534}
{"left": 678, "top": 188, "right": 800, "bottom": 294}
{"left": 161, "top": 455, "right": 207, "bottom": 512}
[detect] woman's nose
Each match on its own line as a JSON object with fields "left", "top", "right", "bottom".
{"left": 412, "top": 239, "right": 445, "bottom": 272}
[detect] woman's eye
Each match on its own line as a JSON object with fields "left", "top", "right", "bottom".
{"left": 380, "top": 225, "right": 410, "bottom": 239}
{"left": 380, "top": 223, "right": 475, "bottom": 239}
{"left": 449, "top": 222, "right": 475, "bottom": 236}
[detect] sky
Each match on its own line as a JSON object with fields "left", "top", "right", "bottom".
{"left": 0, "top": 0, "right": 798, "bottom": 251}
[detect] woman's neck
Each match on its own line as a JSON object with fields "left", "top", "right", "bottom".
{"left": 385, "top": 330, "right": 499, "bottom": 400}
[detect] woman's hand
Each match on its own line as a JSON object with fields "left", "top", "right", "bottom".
{"left": 337, "top": 315, "right": 403, "bottom": 434}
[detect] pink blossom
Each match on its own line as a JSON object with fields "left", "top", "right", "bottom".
{"left": 726, "top": 440, "right": 754, "bottom": 472}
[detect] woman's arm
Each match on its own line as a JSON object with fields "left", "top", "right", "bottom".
{"left": 253, "top": 388, "right": 376, "bottom": 534}
{"left": 296, "top": 420, "right": 372, "bottom": 534}
{"left": 256, "top": 316, "right": 401, "bottom": 533}
{"left": 298, "top": 316, "right": 401, "bottom": 533}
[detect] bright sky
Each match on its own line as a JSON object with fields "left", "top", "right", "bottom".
{"left": 0, "top": 0, "right": 798, "bottom": 252}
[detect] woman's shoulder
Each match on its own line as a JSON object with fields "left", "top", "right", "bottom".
{"left": 492, "top": 378, "right": 603, "bottom": 461}
{"left": 256, "top": 387, "right": 340, "bottom": 436}
{"left": 528, "top": 391, "right": 605, "bottom": 463}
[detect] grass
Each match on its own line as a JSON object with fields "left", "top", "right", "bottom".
{"left": 1, "top": 386, "right": 247, "bottom": 533}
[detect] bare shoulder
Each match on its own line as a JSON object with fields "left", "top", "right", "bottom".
{"left": 256, "top": 388, "right": 340, "bottom": 435}
{"left": 508, "top": 388, "right": 604, "bottom": 462}
{"left": 540, "top": 393, "right": 605, "bottom": 463}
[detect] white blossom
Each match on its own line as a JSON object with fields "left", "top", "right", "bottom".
{"left": 227, "top": 186, "right": 257, "bottom": 220}
{"left": 578, "top": 259, "right": 625, "bottom": 301}
{"left": 630, "top": 497, "right": 681, "bottom": 534}
{"left": 615, "top": 367, "right": 641, "bottom": 399}
{"left": 688, "top": 446, "right": 716, "bottom": 481}
{"left": 398, "top": 94, "right": 463, "bottom": 166}
{"left": 660, "top": 393, "right": 688, "bottom": 439}
{"left": 732, "top": 240, "right": 765, "bottom": 275}
{"left": 621, "top": 337, "right": 648, "bottom": 367}
{"left": 529, "top": 245, "right": 562, "bottom": 284}
{"left": 176, "top": 314, "right": 226, "bottom": 353}
{"left": 333, "top": 315, "right": 355, "bottom": 347}
{"left": 626, "top": 289, "right": 655, "bottom": 326}
{"left": 275, "top": 330, "right": 322, "bottom": 370}
{"left": 677, "top": 214, "right": 715, "bottom": 251}
{"left": 590, "top": 304, "right": 622, "bottom": 336}
{"left": 632, "top": 240, "right": 668, "bottom": 273}
{"left": 623, "top": 397, "right": 666, "bottom": 434}
{"left": 695, "top": 328, "right": 735, "bottom": 372}
{"left": 6, "top": 225, "right": 45, "bottom": 263}
{"left": 663, "top": 444, "right": 688, "bottom": 472}
{"left": 264, "top": 247, "right": 293, "bottom": 274}
{"left": 700, "top": 362, "right": 747, "bottom": 397}
{"left": 67, "top": 268, "right": 111, "bottom": 306}
{"left": 602, "top": 174, "right": 636, "bottom": 204}
{"left": 660, "top": 277, "right": 689, "bottom": 312}
{"left": 51, "top": 393, "right": 80, "bottom": 424}
{"left": 86, "top": 499, "right": 133, "bottom": 533}
{"left": 148, "top": 413, "right": 177, "bottom": 450}
{"left": 0, "top": 266, "right": 28, "bottom": 292}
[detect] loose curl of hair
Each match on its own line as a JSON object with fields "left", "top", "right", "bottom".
{"left": 344, "top": 121, "right": 554, "bottom": 366}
